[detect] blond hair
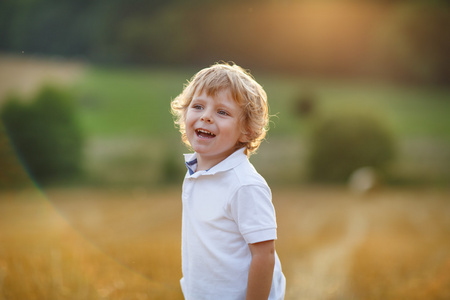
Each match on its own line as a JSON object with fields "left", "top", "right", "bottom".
{"left": 171, "top": 62, "right": 269, "bottom": 156}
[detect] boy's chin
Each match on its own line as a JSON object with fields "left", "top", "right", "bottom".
{"left": 193, "top": 146, "right": 215, "bottom": 155}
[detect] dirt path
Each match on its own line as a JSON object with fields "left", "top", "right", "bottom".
{"left": 0, "top": 54, "right": 85, "bottom": 102}
{"left": 285, "top": 201, "right": 369, "bottom": 300}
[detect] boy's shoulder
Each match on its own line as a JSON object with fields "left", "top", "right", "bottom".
{"left": 230, "top": 157, "right": 268, "bottom": 188}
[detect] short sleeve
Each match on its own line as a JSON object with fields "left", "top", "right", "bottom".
{"left": 230, "top": 185, "right": 277, "bottom": 244}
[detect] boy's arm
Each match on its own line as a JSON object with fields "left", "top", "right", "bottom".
{"left": 246, "top": 240, "right": 275, "bottom": 300}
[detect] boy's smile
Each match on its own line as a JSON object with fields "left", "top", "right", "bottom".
{"left": 195, "top": 128, "right": 216, "bottom": 139}
{"left": 185, "top": 89, "right": 245, "bottom": 171}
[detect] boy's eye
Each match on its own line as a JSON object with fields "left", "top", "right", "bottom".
{"left": 218, "top": 110, "right": 229, "bottom": 116}
{"left": 192, "top": 104, "right": 203, "bottom": 110}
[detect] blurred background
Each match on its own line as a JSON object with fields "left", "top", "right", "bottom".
{"left": 0, "top": 0, "right": 449, "bottom": 299}
{"left": 1, "top": 0, "right": 449, "bottom": 188}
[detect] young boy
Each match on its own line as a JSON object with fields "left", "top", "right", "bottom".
{"left": 171, "top": 62, "right": 285, "bottom": 300}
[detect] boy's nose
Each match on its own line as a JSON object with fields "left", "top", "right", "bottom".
{"left": 201, "top": 113, "right": 213, "bottom": 123}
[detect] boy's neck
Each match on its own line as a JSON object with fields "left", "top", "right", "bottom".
{"left": 195, "top": 149, "right": 237, "bottom": 172}
{"left": 195, "top": 155, "right": 222, "bottom": 172}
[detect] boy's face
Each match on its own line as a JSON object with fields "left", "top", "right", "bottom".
{"left": 185, "top": 88, "right": 245, "bottom": 168}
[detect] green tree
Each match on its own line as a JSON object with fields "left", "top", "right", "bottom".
{"left": 307, "top": 113, "right": 396, "bottom": 183}
{"left": 1, "top": 86, "right": 84, "bottom": 185}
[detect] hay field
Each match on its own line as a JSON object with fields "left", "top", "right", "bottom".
{"left": 1, "top": 187, "right": 449, "bottom": 300}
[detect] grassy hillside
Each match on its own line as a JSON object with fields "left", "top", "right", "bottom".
{"left": 74, "top": 66, "right": 450, "bottom": 140}
{"left": 72, "top": 65, "right": 450, "bottom": 185}
{"left": 1, "top": 55, "right": 448, "bottom": 186}
{"left": 73, "top": 66, "right": 192, "bottom": 137}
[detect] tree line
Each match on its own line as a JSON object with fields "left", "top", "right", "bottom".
{"left": 0, "top": 0, "right": 448, "bottom": 85}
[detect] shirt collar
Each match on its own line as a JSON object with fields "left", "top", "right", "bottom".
{"left": 184, "top": 148, "right": 247, "bottom": 178}
{"left": 184, "top": 155, "right": 198, "bottom": 176}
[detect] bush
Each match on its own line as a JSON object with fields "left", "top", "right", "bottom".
{"left": 307, "top": 113, "right": 396, "bottom": 183}
{"left": 0, "top": 85, "right": 84, "bottom": 185}
{"left": 160, "top": 149, "right": 186, "bottom": 185}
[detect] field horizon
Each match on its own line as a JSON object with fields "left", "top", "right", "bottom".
{"left": 1, "top": 54, "right": 449, "bottom": 187}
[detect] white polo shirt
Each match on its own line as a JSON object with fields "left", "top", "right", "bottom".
{"left": 180, "top": 148, "right": 286, "bottom": 300}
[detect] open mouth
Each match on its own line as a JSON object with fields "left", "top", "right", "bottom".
{"left": 196, "top": 128, "right": 216, "bottom": 138}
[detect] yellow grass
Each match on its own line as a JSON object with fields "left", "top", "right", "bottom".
{"left": 1, "top": 186, "right": 449, "bottom": 299}
{"left": 0, "top": 188, "right": 183, "bottom": 300}
{"left": 348, "top": 190, "right": 450, "bottom": 300}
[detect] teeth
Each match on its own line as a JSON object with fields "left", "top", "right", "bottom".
{"left": 196, "top": 129, "right": 216, "bottom": 136}
{"left": 198, "top": 129, "right": 211, "bottom": 134}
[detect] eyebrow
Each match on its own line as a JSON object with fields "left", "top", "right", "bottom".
{"left": 191, "top": 96, "right": 206, "bottom": 103}
{"left": 191, "top": 96, "right": 237, "bottom": 112}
